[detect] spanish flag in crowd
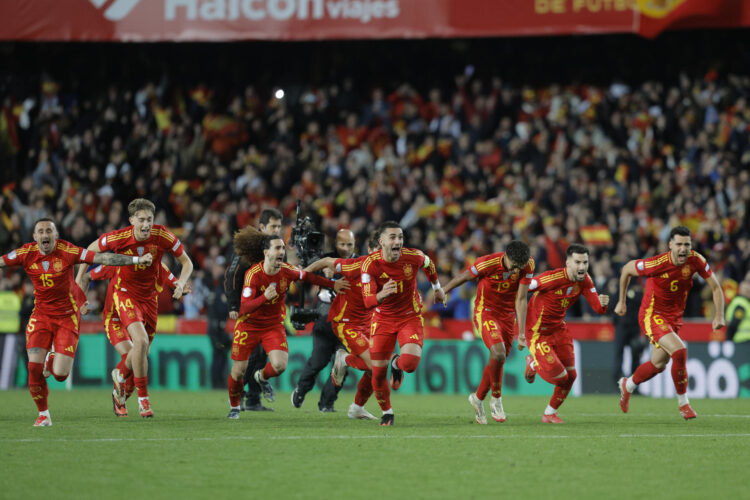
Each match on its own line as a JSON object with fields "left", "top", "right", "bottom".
{"left": 580, "top": 225, "right": 613, "bottom": 247}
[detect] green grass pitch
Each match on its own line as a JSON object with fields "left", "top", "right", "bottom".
{"left": 1, "top": 390, "right": 748, "bottom": 499}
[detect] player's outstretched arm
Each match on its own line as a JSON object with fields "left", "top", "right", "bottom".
{"left": 515, "top": 283, "right": 530, "bottom": 350}
{"left": 614, "top": 260, "right": 638, "bottom": 316}
{"left": 442, "top": 269, "right": 473, "bottom": 301}
{"left": 75, "top": 240, "right": 102, "bottom": 284}
{"left": 93, "top": 252, "right": 153, "bottom": 266}
{"left": 173, "top": 252, "right": 194, "bottom": 299}
{"left": 304, "top": 257, "right": 336, "bottom": 274}
{"left": 707, "top": 273, "right": 726, "bottom": 331}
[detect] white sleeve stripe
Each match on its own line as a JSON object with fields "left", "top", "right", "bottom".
{"left": 171, "top": 240, "right": 181, "bottom": 252}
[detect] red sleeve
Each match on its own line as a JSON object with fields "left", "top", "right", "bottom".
{"left": 159, "top": 265, "right": 178, "bottom": 289}
{"left": 361, "top": 256, "right": 378, "bottom": 309}
{"left": 239, "top": 294, "right": 267, "bottom": 316}
{"left": 420, "top": 252, "right": 439, "bottom": 283}
{"left": 90, "top": 265, "right": 116, "bottom": 281}
{"left": 635, "top": 253, "right": 669, "bottom": 278}
{"left": 581, "top": 275, "right": 607, "bottom": 314}
{"left": 520, "top": 258, "right": 536, "bottom": 285}
{"left": 239, "top": 273, "right": 266, "bottom": 316}
{"left": 158, "top": 227, "right": 185, "bottom": 257}
{"left": 302, "top": 270, "right": 336, "bottom": 289}
{"left": 692, "top": 252, "right": 712, "bottom": 279}
{"left": 2, "top": 247, "right": 25, "bottom": 267}
{"left": 334, "top": 258, "right": 362, "bottom": 280}
{"left": 97, "top": 230, "right": 119, "bottom": 252}
{"left": 468, "top": 254, "right": 497, "bottom": 279}
{"left": 78, "top": 247, "right": 96, "bottom": 265}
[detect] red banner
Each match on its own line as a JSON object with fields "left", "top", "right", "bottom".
{"left": 0, "top": 0, "right": 748, "bottom": 42}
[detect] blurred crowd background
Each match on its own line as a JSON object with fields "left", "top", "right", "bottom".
{"left": 1, "top": 30, "right": 748, "bottom": 322}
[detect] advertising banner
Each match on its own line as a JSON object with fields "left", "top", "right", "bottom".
{"left": 7, "top": 333, "right": 748, "bottom": 398}
{"left": 0, "top": 0, "right": 748, "bottom": 42}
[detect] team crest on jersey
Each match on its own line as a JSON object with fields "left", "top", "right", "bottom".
{"left": 279, "top": 278, "right": 288, "bottom": 293}
{"left": 42, "top": 261, "right": 50, "bottom": 272}
{"left": 572, "top": 284, "right": 579, "bottom": 294}
{"left": 659, "top": 323, "right": 669, "bottom": 331}
{"left": 356, "top": 338, "right": 367, "bottom": 347}
{"left": 127, "top": 311, "right": 135, "bottom": 319}
{"left": 53, "top": 259, "right": 63, "bottom": 272}
{"left": 681, "top": 266, "right": 691, "bottom": 278}
{"left": 403, "top": 264, "right": 413, "bottom": 277}
{"left": 546, "top": 354, "right": 555, "bottom": 364}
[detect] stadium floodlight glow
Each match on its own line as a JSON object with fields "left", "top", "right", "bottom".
{"left": 275, "top": 89, "right": 285, "bottom": 99}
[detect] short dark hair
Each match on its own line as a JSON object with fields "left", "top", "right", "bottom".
{"left": 33, "top": 217, "right": 56, "bottom": 232}
{"left": 505, "top": 240, "right": 530, "bottom": 266}
{"left": 367, "top": 229, "right": 381, "bottom": 252}
{"left": 669, "top": 226, "right": 691, "bottom": 241}
{"left": 263, "top": 235, "right": 283, "bottom": 250}
{"left": 566, "top": 244, "right": 589, "bottom": 257}
{"left": 259, "top": 208, "right": 283, "bottom": 226}
{"left": 377, "top": 221, "right": 402, "bottom": 238}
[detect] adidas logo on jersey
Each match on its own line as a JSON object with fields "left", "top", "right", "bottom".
{"left": 65, "top": 346, "right": 75, "bottom": 353}
{"left": 410, "top": 334, "right": 419, "bottom": 340}
{"left": 555, "top": 290, "right": 563, "bottom": 295}
{"left": 380, "top": 273, "right": 389, "bottom": 279}
{"left": 661, "top": 273, "right": 670, "bottom": 278}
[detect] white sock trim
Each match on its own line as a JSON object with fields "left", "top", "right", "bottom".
{"left": 626, "top": 377, "right": 637, "bottom": 393}
{"left": 677, "top": 393, "right": 689, "bottom": 406}
{"left": 544, "top": 405, "right": 557, "bottom": 416}
{"left": 382, "top": 408, "right": 394, "bottom": 415}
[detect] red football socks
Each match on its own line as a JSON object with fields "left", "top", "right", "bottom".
{"left": 632, "top": 361, "right": 662, "bottom": 385}
{"left": 28, "top": 362, "right": 49, "bottom": 412}
{"left": 346, "top": 354, "right": 369, "bottom": 371}
{"left": 134, "top": 376, "right": 149, "bottom": 398}
{"left": 395, "top": 353, "right": 420, "bottom": 373}
{"left": 671, "top": 348, "right": 688, "bottom": 395}
{"left": 116, "top": 353, "right": 132, "bottom": 380}
{"left": 371, "top": 365, "right": 391, "bottom": 411}
{"left": 124, "top": 374, "right": 135, "bottom": 399}
{"left": 354, "top": 371, "right": 374, "bottom": 406}
{"left": 228, "top": 374, "right": 244, "bottom": 407}
{"left": 262, "top": 362, "right": 279, "bottom": 380}
{"left": 549, "top": 370, "right": 575, "bottom": 410}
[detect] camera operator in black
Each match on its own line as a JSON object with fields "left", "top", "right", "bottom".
{"left": 292, "top": 229, "right": 356, "bottom": 412}
{"left": 224, "top": 208, "right": 283, "bottom": 411}
{"left": 206, "top": 259, "right": 231, "bottom": 389}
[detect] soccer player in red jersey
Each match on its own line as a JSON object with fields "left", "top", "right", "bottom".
{"left": 226, "top": 227, "right": 348, "bottom": 419}
{"left": 441, "top": 240, "right": 534, "bottom": 424}
{"left": 614, "top": 226, "right": 725, "bottom": 420}
{"left": 76, "top": 198, "right": 193, "bottom": 418}
{"left": 1, "top": 218, "right": 153, "bottom": 426}
{"left": 80, "top": 262, "right": 185, "bottom": 417}
{"left": 305, "top": 230, "right": 381, "bottom": 420}
{"left": 361, "top": 221, "right": 445, "bottom": 426}
{"left": 523, "top": 244, "right": 609, "bottom": 423}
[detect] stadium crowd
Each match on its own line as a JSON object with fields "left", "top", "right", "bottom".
{"left": 1, "top": 34, "right": 748, "bottom": 322}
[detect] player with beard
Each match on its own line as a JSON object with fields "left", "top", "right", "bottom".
{"left": 226, "top": 227, "right": 349, "bottom": 419}
{"left": 360, "top": 221, "right": 445, "bottom": 426}
{"left": 2, "top": 217, "right": 153, "bottom": 426}
{"left": 523, "top": 244, "right": 609, "bottom": 423}
{"left": 615, "top": 226, "right": 725, "bottom": 419}
{"left": 304, "top": 230, "right": 382, "bottom": 420}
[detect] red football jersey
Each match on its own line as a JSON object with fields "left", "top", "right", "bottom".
{"left": 361, "top": 248, "right": 438, "bottom": 321}
{"left": 635, "top": 250, "right": 712, "bottom": 323}
{"left": 526, "top": 268, "right": 606, "bottom": 336}
{"left": 3, "top": 240, "right": 95, "bottom": 317}
{"left": 238, "top": 262, "right": 331, "bottom": 329}
{"left": 97, "top": 224, "right": 184, "bottom": 301}
{"left": 469, "top": 252, "right": 535, "bottom": 316}
{"left": 328, "top": 256, "right": 372, "bottom": 328}
{"left": 91, "top": 263, "right": 178, "bottom": 316}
